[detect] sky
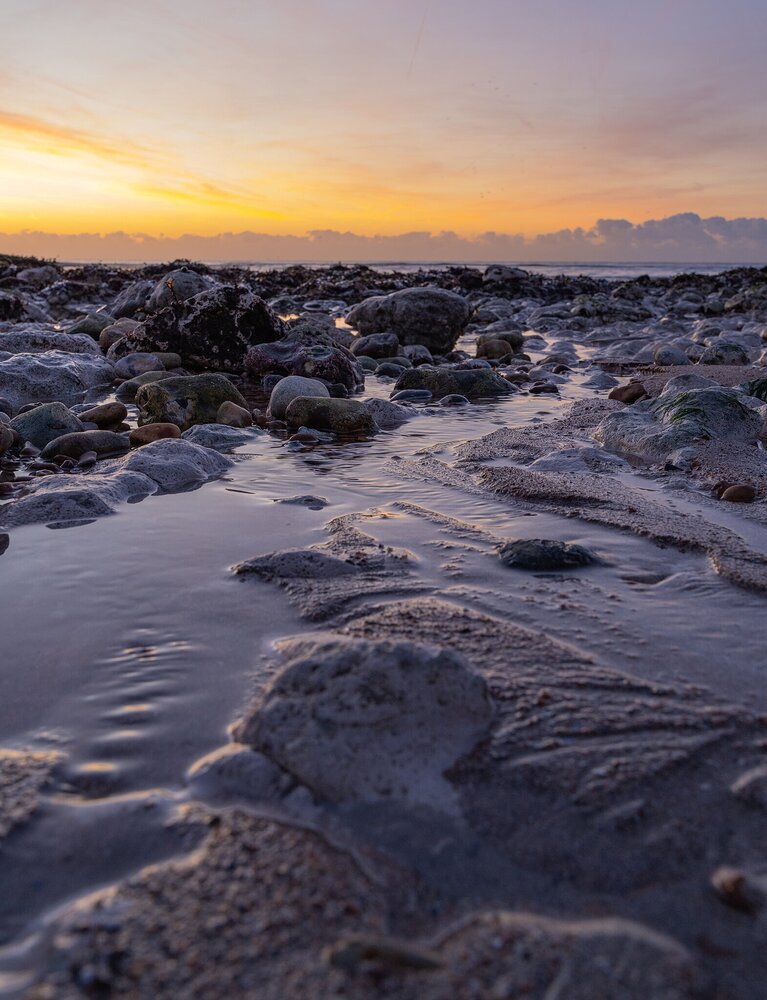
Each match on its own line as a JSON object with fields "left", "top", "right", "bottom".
{"left": 1, "top": 0, "right": 766, "bottom": 261}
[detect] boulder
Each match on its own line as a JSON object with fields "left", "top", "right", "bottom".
{"left": 76, "top": 401, "right": 128, "bottom": 429}
{"left": 109, "top": 279, "right": 154, "bottom": 318}
{"left": 284, "top": 397, "right": 376, "bottom": 435}
{"left": 10, "top": 402, "right": 84, "bottom": 448}
{"left": 0, "top": 324, "right": 102, "bottom": 356}
{"left": 477, "top": 329, "right": 525, "bottom": 353}
{"left": 40, "top": 430, "right": 130, "bottom": 461}
{"left": 115, "top": 371, "right": 172, "bottom": 403}
{"left": 392, "top": 366, "right": 514, "bottom": 401}
{"left": 596, "top": 386, "right": 763, "bottom": 462}
{"left": 233, "top": 636, "right": 494, "bottom": 809}
{"left": 347, "top": 287, "right": 470, "bottom": 355}
{"left": 215, "top": 401, "right": 252, "bottom": 427}
{"left": 135, "top": 373, "right": 249, "bottom": 431}
{"left": 699, "top": 341, "right": 750, "bottom": 365}
{"left": 350, "top": 332, "right": 400, "bottom": 358}
{"left": 106, "top": 438, "right": 233, "bottom": 492}
{"left": 125, "top": 286, "right": 283, "bottom": 370}
{"left": 267, "top": 375, "right": 330, "bottom": 419}
{"left": 244, "top": 341, "right": 363, "bottom": 392}
{"left": 0, "top": 351, "right": 114, "bottom": 409}
{"left": 113, "top": 352, "right": 165, "bottom": 379}
{"left": 145, "top": 267, "right": 210, "bottom": 312}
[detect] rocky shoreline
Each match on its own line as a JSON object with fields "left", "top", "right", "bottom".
{"left": 1, "top": 255, "right": 767, "bottom": 998}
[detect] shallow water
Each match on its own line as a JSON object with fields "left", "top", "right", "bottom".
{"left": 1, "top": 330, "right": 766, "bottom": 989}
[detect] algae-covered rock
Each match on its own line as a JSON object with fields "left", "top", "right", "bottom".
{"left": 135, "top": 374, "right": 249, "bottom": 431}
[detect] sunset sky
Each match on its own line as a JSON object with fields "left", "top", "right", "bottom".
{"left": 1, "top": 0, "right": 766, "bottom": 258}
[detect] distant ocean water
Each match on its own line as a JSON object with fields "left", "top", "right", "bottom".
{"left": 72, "top": 260, "right": 763, "bottom": 281}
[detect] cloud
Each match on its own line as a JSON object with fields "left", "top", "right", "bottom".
{"left": 1, "top": 214, "right": 766, "bottom": 263}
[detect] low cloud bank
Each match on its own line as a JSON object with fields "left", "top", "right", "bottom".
{"left": 2, "top": 213, "right": 766, "bottom": 264}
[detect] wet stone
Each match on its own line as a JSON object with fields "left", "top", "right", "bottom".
{"left": 498, "top": 538, "right": 598, "bottom": 571}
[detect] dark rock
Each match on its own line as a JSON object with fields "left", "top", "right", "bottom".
{"left": 125, "top": 286, "right": 283, "bottom": 370}
{"left": 392, "top": 366, "right": 514, "bottom": 401}
{"left": 244, "top": 341, "right": 363, "bottom": 392}
{"left": 498, "top": 538, "right": 598, "bottom": 571}
{"left": 347, "top": 287, "right": 470, "bottom": 355}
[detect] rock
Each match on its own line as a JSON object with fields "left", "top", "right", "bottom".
{"left": 0, "top": 398, "right": 12, "bottom": 417}
{"left": 145, "top": 267, "right": 210, "bottom": 312}
{"left": 477, "top": 328, "right": 525, "bottom": 353}
{"left": 374, "top": 361, "right": 408, "bottom": 377}
{"left": 476, "top": 338, "right": 514, "bottom": 360}
{"left": 731, "top": 765, "right": 767, "bottom": 809}
{"left": 40, "top": 430, "right": 130, "bottom": 461}
{"left": 0, "top": 292, "right": 23, "bottom": 321}
{"left": 284, "top": 397, "right": 376, "bottom": 435}
{"left": 362, "top": 397, "right": 414, "bottom": 428}
{"left": 440, "top": 393, "right": 470, "bottom": 406}
{"left": 98, "top": 318, "right": 141, "bottom": 353}
{"left": 105, "top": 438, "right": 233, "bottom": 492}
{"left": 267, "top": 375, "right": 330, "bottom": 419}
{"left": 129, "top": 423, "right": 182, "bottom": 447}
{"left": 181, "top": 424, "right": 257, "bottom": 451}
{"left": 699, "top": 341, "right": 750, "bottom": 365}
{"left": 711, "top": 866, "right": 767, "bottom": 914}
{"left": 499, "top": 538, "right": 598, "bottom": 570}
{"left": 403, "top": 343, "right": 434, "bottom": 365}
{"left": 720, "top": 484, "right": 756, "bottom": 503}
{"left": 608, "top": 382, "right": 648, "bottom": 404}
{"left": 392, "top": 366, "right": 514, "bottom": 401}
{"left": 654, "top": 345, "right": 691, "bottom": 366}
{"left": 244, "top": 341, "right": 363, "bottom": 392}
{"left": 215, "top": 400, "right": 252, "bottom": 427}
{"left": 347, "top": 287, "right": 470, "bottom": 355}
{"left": 0, "top": 351, "right": 114, "bottom": 409}
{"left": 127, "top": 286, "right": 283, "bottom": 370}
{"left": 597, "top": 386, "right": 763, "bottom": 462}
{"left": 76, "top": 401, "right": 128, "bottom": 429}
{"left": 135, "top": 373, "right": 249, "bottom": 431}
{"left": 115, "top": 370, "right": 172, "bottom": 403}
{"left": 0, "top": 470, "right": 155, "bottom": 528}
{"left": 110, "top": 279, "right": 154, "bottom": 318}
{"left": 392, "top": 388, "right": 433, "bottom": 402}
{"left": 743, "top": 377, "right": 767, "bottom": 402}
{"left": 0, "top": 425, "right": 13, "bottom": 456}
{"left": 10, "top": 402, "right": 84, "bottom": 448}
{"left": 0, "top": 325, "right": 102, "bottom": 356}
{"left": 67, "top": 311, "right": 115, "bottom": 337}
{"left": 528, "top": 382, "right": 559, "bottom": 395}
{"left": 114, "top": 352, "right": 165, "bottom": 379}
{"left": 233, "top": 636, "right": 494, "bottom": 809}
{"left": 350, "top": 332, "right": 400, "bottom": 358}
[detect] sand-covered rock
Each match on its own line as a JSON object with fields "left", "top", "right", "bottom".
{"left": 233, "top": 635, "right": 494, "bottom": 809}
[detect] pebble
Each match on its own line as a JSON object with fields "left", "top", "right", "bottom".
{"left": 719, "top": 484, "right": 756, "bottom": 503}
{"left": 608, "top": 382, "right": 648, "bottom": 404}
{"left": 129, "top": 423, "right": 182, "bottom": 447}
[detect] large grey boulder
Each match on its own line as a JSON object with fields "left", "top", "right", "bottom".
{"left": 233, "top": 636, "right": 494, "bottom": 810}
{"left": 135, "top": 373, "right": 249, "bottom": 431}
{"left": 347, "top": 287, "right": 470, "bottom": 355}
{"left": 0, "top": 324, "right": 102, "bottom": 356}
{"left": 0, "top": 351, "right": 114, "bottom": 410}
{"left": 105, "top": 437, "right": 233, "bottom": 492}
